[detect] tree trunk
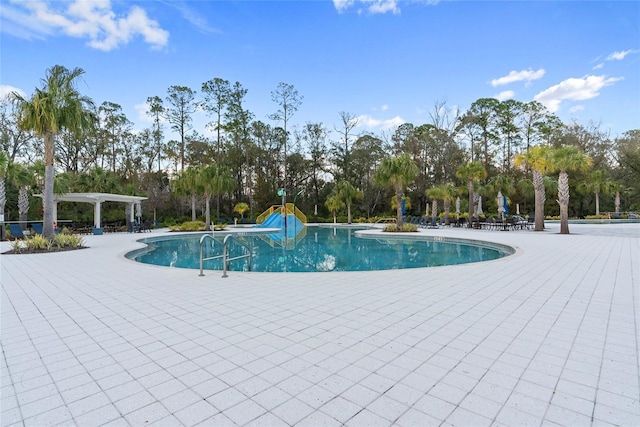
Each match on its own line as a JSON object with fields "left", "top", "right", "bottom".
{"left": 533, "top": 169, "right": 545, "bottom": 231}
{"left": 0, "top": 178, "right": 5, "bottom": 222}
{"left": 191, "top": 193, "right": 196, "bottom": 222}
{"left": 42, "top": 132, "right": 55, "bottom": 239}
{"left": 396, "top": 188, "right": 404, "bottom": 226}
{"left": 204, "top": 196, "right": 211, "bottom": 231}
{"left": 18, "top": 187, "right": 29, "bottom": 228}
{"left": 467, "top": 179, "right": 474, "bottom": 222}
{"left": 615, "top": 191, "right": 620, "bottom": 214}
{"left": 595, "top": 191, "right": 600, "bottom": 216}
{"left": 444, "top": 200, "right": 451, "bottom": 225}
{"left": 432, "top": 200, "right": 438, "bottom": 223}
{"left": 347, "top": 202, "right": 352, "bottom": 224}
{"left": 558, "top": 171, "right": 570, "bottom": 234}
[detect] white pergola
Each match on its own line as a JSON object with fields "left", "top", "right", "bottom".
{"left": 38, "top": 193, "right": 148, "bottom": 231}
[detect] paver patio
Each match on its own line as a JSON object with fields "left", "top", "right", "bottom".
{"left": 1, "top": 223, "right": 639, "bottom": 426}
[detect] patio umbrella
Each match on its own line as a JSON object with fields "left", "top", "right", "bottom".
{"left": 503, "top": 196, "right": 509, "bottom": 215}
{"left": 455, "top": 197, "right": 460, "bottom": 215}
{"left": 516, "top": 203, "right": 520, "bottom": 215}
{"left": 476, "top": 195, "right": 483, "bottom": 216}
{"left": 497, "top": 191, "right": 505, "bottom": 218}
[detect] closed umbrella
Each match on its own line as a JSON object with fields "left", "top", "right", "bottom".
{"left": 497, "top": 191, "right": 505, "bottom": 218}
{"left": 477, "top": 196, "right": 483, "bottom": 216}
{"left": 455, "top": 196, "right": 460, "bottom": 215}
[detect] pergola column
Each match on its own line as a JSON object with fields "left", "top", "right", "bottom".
{"left": 94, "top": 202, "right": 102, "bottom": 228}
{"left": 129, "top": 202, "right": 136, "bottom": 223}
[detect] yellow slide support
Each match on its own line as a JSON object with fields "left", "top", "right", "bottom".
{"left": 256, "top": 204, "right": 307, "bottom": 225}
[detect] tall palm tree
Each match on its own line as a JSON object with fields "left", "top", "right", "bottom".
{"left": 578, "top": 169, "right": 616, "bottom": 216}
{"left": 173, "top": 167, "right": 200, "bottom": 222}
{"left": 548, "top": 146, "right": 592, "bottom": 234}
{"left": 514, "top": 145, "right": 551, "bottom": 231}
{"left": 455, "top": 161, "right": 487, "bottom": 224}
{"left": 335, "top": 180, "right": 362, "bottom": 224}
{"left": 375, "top": 153, "right": 418, "bottom": 227}
{"left": 11, "top": 65, "right": 95, "bottom": 238}
{"left": 198, "top": 164, "right": 235, "bottom": 230}
{"left": 426, "top": 183, "right": 457, "bottom": 225}
{"left": 205, "top": 163, "right": 235, "bottom": 226}
{"left": 611, "top": 182, "right": 631, "bottom": 216}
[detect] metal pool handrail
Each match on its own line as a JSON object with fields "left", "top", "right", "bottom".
{"left": 199, "top": 233, "right": 253, "bottom": 278}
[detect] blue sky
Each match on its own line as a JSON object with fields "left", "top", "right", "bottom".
{"left": 1, "top": 0, "right": 638, "bottom": 140}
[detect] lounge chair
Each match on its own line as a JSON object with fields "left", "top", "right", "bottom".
{"left": 8, "top": 224, "right": 29, "bottom": 239}
{"left": 32, "top": 223, "right": 43, "bottom": 235}
{"left": 426, "top": 216, "right": 439, "bottom": 229}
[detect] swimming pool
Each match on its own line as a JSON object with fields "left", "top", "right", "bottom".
{"left": 126, "top": 226, "right": 514, "bottom": 273}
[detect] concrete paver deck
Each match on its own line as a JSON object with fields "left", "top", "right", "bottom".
{"left": 1, "top": 223, "right": 639, "bottom": 426}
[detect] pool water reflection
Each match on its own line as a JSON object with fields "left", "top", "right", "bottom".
{"left": 127, "top": 226, "right": 514, "bottom": 273}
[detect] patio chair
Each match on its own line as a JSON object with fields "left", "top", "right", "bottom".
{"left": 426, "top": 216, "right": 439, "bottom": 229}
{"left": 8, "top": 224, "right": 29, "bottom": 239}
{"left": 32, "top": 223, "right": 43, "bottom": 235}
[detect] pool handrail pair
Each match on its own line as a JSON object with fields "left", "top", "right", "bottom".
{"left": 199, "top": 233, "right": 252, "bottom": 278}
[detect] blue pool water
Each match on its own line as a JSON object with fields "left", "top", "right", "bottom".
{"left": 127, "top": 226, "right": 514, "bottom": 273}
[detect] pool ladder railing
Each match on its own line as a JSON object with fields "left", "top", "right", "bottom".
{"left": 370, "top": 217, "right": 396, "bottom": 228}
{"left": 199, "top": 234, "right": 252, "bottom": 278}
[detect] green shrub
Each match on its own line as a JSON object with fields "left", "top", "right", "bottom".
{"left": 169, "top": 220, "right": 206, "bottom": 231}
{"left": 53, "top": 234, "right": 84, "bottom": 248}
{"left": 11, "top": 240, "right": 23, "bottom": 253}
{"left": 383, "top": 223, "right": 418, "bottom": 232}
{"left": 26, "top": 234, "right": 53, "bottom": 250}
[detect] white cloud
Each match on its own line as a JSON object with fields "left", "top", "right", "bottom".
{"left": 606, "top": 49, "right": 636, "bottom": 61}
{"left": 494, "top": 90, "right": 515, "bottom": 101}
{"left": 534, "top": 75, "right": 623, "bottom": 112}
{"left": 368, "top": 0, "right": 400, "bottom": 15}
{"left": 592, "top": 63, "right": 604, "bottom": 70}
{"left": 333, "top": 0, "right": 404, "bottom": 14}
{"left": 569, "top": 105, "right": 585, "bottom": 113}
{"left": 0, "top": 85, "right": 25, "bottom": 100}
{"left": 161, "top": 1, "right": 219, "bottom": 34}
{"left": 134, "top": 102, "right": 152, "bottom": 124}
{"left": 356, "top": 114, "right": 404, "bottom": 130}
{"left": 2, "top": 0, "right": 169, "bottom": 51}
{"left": 491, "top": 68, "right": 545, "bottom": 87}
{"left": 333, "top": 0, "right": 355, "bottom": 13}
{"left": 381, "top": 104, "right": 389, "bottom": 111}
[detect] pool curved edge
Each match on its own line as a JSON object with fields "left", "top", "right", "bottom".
{"left": 123, "top": 227, "right": 519, "bottom": 273}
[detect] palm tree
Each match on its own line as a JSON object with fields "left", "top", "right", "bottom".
{"left": 234, "top": 202, "right": 249, "bottom": 221}
{"left": 455, "top": 161, "right": 487, "bottom": 224}
{"left": 325, "top": 195, "right": 344, "bottom": 224}
{"left": 173, "top": 167, "right": 200, "bottom": 222}
{"left": 335, "top": 180, "right": 362, "bottom": 224}
{"left": 11, "top": 163, "right": 33, "bottom": 227}
{"left": 201, "top": 163, "right": 235, "bottom": 228}
{"left": 375, "top": 153, "right": 418, "bottom": 227}
{"left": 514, "top": 145, "right": 551, "bottom": 231}
{"left": 0, "top": 152, "right": 8, "bottom": 229}
{"left": 11, "top": 65, "right": 95, "bottom": 239}
{"left": 611, "top": 182, "right": 631, "bottom": 216}
{"left": 548, "top": 146, "right": 592, "bottom": 234}
{"left": 578, "top": 170, "right": 616, "bottom": 216}
{"left": 426, "top": 183, "right": 457, "bottom": 225}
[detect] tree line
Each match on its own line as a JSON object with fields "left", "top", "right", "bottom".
{"left": 1, "top": 65, "right": 639, "bottom": 238}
